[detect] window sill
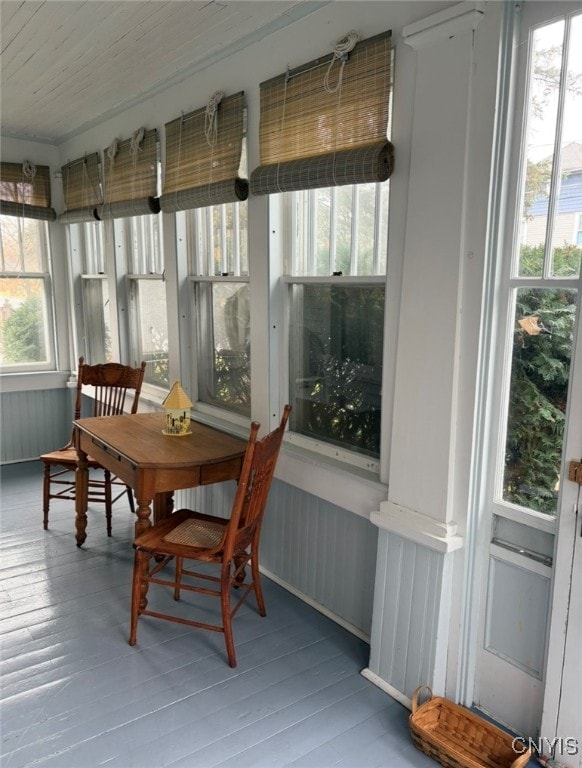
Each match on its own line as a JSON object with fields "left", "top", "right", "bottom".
{"left": 277, "top": 442, "right": 388, "bottom": 520}
{"left": 0, "top": 370, "right": 72, "bottom": 392}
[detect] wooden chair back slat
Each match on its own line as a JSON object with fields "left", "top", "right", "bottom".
{"left": 73, "top": 357, "right": 146, "bottom": 424}
{"left": 223, "top": 405, "right": 291, "bottom": 559}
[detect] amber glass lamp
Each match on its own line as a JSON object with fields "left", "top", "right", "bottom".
{"left": 162, "top": 381, "right": 193, "bottom": 436}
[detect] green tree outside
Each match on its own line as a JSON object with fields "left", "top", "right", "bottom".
{"left": 504, "top": 245, "right": 579, "bottom": 514}
{"left": 1, "top": 294, "right": 46, "bottom": 364}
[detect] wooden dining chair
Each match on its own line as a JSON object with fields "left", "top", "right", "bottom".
{"left": 129, "top": 404, "right": 291, "bottom": 667}
{"left": 41, "top": 356, "right": 146, "bottom": 536}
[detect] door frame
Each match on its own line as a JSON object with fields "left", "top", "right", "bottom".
{"left": 458, "top": 0, "right": 582, "bottom": 740}
{"left": 541, "top": 285, "right": 582, "bottom": 765}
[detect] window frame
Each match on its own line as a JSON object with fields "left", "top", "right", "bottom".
{"left": 282, "top": 274, "right": 385, "bottom": 473}
{"left": 70, "top": 219, "right": 117, "bottom": 365}
{"left": 277, "top": 181, "right": 390, "bottom": 473}
{"left": 0, "top": 214, "right": 57, "bottom": 373}
{"left": 181, "top": 201, "right": 251, "bottom": 423}
{"left": 115, "top": 214, "right": 169, "bottom": 394}
{"left": 489, "top": 7, "right": 582, "bottom": 536}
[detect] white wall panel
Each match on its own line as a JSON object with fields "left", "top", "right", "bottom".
{"left": 176, "top": 478, "right": 378, "bottom": 638}
{"left": 0, "top": 389, "right": 70, "bottom": 463}
{"left": 367, "top": 529, "right": 446, "bottom": 701}
{"left": 485, "top": 556, "right": 551, "bottom": 679}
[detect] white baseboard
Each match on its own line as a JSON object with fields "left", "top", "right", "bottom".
{"left": 259, "top": 565, "right": 371, "bottom": 644}
{"left": 360, "top": 667, "right": 412, "bottom": 710}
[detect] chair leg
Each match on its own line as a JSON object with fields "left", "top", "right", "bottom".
{"left": 126, "top": 486, "right": 135, "bottom": 515}
{"left": 104, "top": 469, "right": 113, "bottom": 536}
{"left": 233, "top": 553, "right": 247, "bottom": 585}
{"left": 173, "top": 557, "right": 183, "bottom": 601}
{"left": 250, "top": 547, "right": 266, "bottom": 617}
{"left": 42, "top": 462, "right": 51, "bottom": 530}
{"left": 221, "top": 565, "right": 237, "bottom": 667}
{"left": 129, "top": 549, "right": 149, "bottom": 646}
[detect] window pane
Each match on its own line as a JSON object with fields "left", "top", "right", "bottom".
{"left": 187, "top": 202, "right": 248, "bottom": 276}
{"left": 552, "top": 12, "right": 582, "bottom": 278}
{"left": 0, "top": 215, "right": 45, "bottom": 272}
{"left": 290, "top": 183, "right": 388, "bottom": 278}
{"left": 82, "top": 277, "right": 112, "bottom": 362}
{"left": 83, "top": 221, "right": 105, "bottom": 274}
{"left": 289, "top": 283, "right": 384, "bottom": 457}
{"left": 128, "top": 215, "right": 162, "bottom": 274}
{"left": 502, "top": 287, "right": 577, "bottom": 514}
{"left": 196, "top": 282, "right": 250, "bottom": 414}
{"left": 518, "top": 16, "right": 582, "bottom": 278}
{"left": 334, "top": 186, "right": 354, "bottom": 274}
{"left": 187, "top": 200, "right": 250, "bottom": 417}
{"left": 130, "top": 279, "right": 168, "bottom": 386}
{"left": 0, "top": 276, "right": 49, "bottom": 365}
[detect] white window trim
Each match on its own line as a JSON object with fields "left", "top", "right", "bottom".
{"left": 1, "top": 214, "right": 58, "bottom": 373}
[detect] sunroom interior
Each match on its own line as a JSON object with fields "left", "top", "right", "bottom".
{"left": 1, "top": 1, "right": 581, "bottom": 766}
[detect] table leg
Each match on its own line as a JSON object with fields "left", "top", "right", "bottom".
{"left": 135, "top": 498, "right": 154, "bottom": 538}
{"left": 75, "top": 449, "right": 89, "bottom": 547}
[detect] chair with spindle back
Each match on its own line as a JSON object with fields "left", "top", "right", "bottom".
{"left": 129, "top": 405, "right": 291, "bottom": 667}
{"left": 41, "top": 356, "right": 146, "bottom": 536}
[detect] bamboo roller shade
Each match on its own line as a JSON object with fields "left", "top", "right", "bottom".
{"left": 59, "top": 153, "right": 102, "bottom": 223}
{"left": 0, "top": 162, "right": 56, "bottom": 221}
{"left": 98, "top": 129, "right": 160, "bottom": 219}
{"left": 251, "top": 30, "right": 393, "bottom": 195}
{"left": 161, "top": 91, "right": 248, "bottom": 212}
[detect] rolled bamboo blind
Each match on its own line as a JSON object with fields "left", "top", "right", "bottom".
{"left": 59, "top": 153, "right": 102, "bottom": 223}
{"left": 0, "top": 162, "right": 56, "bottom": 221}
{"left": 250, "top": 30, "right": 394, "bottom": 195}
{"left": 97, "top": 128, "right": 160, "bottom": 219}
{"left": 160, "top": 91, "right": 248, "bottom": 212}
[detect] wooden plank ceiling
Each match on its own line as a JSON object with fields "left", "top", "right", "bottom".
{"left": 0, "top": 0, "right": 325, "bottom": 145}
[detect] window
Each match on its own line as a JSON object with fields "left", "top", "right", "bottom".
{"left": 0, "top": 214, "right": 54, "bottom": 370}
{"left": 283, "top": 181, "right": 389, "bottom": 462}
{"left": 251, "top": 30, "right": 393, "bottom": 465}
{"left": 77, "top": 220, "right": 113, "bottom": 363}
{"left": 124, "top": 214, "right": 168, "bottom": 388}
{"left": 498, "top": 11, "right": 581, "bottom": 516}
{"left": 186, "top": 200, "right": 250, "bottom": 416}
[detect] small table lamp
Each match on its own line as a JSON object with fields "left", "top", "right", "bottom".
{"left": 162, "top": 381, "right": 193, "bottom": 436}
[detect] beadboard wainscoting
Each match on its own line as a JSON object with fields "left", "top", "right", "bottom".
{"left": 176, "top": 478, "right": 378, "bottom": 640}
{"left": 0, "top": 388, "right": 71, "bottom": 463}
{"left": 364, "top": 529, "right": 454, "bottom": 707}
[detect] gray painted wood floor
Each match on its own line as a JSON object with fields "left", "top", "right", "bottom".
{"left": 0, "top": 461, "right": 530, "bottom": 768}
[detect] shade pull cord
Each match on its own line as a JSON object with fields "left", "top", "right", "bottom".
{"left": 205, "top": 91, "right": 224, "bottom": 148}
{"left": 107, "top": 139, "right": 119, "bottom": 164}
{"left": 19, "top": 161, "right": 36, "bottom": 218}
{"left": 22, "top": 160, "right": 36, "bottom": 179}
{"left": 107, "top": 138, "right": 119, "bottom": 164}
{"left": 128, "top": 128, "right": 146, "bottom": 205}
{"left": 130, "top": 127, "right": 145, "bottom": 156}
{"left": 323, "top": 31, "right": 359, "bottom": 94}
{"left": 103, "top": 139, "right": 119, "bottom": 212}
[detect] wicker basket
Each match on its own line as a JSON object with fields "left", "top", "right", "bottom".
{"left": 409, "top": 686, "right": 532, "bottom": 768}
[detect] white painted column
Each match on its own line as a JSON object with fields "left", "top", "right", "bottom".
{"left": 363, "top": 1, "right": 485, "bottom": 704}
